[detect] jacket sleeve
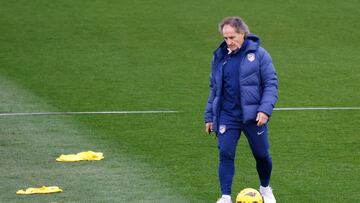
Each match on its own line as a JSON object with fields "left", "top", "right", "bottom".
{"left": 257, "top": 48, "right": 278, "bottom": 117}
{"left": 204, "top": 57, "right": 216, "bottom": 123}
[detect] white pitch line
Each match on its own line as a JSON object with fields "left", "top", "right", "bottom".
{"left": 0, "top": 107, "right": 359, "bottom": 117}
{"left": 274, "top": 107, "right": 360, "bottom": 111}
{"left": 0, "top": 110, "right": 179, "bottom": 117}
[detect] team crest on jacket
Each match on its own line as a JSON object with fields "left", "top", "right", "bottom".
{"left": 219, "top": 125, "right": 226, "bottom": 134}
{"left": 247, "top": 53, "right": 255, "bottom": 62}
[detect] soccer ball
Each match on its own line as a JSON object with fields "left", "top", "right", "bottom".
{"left": 236, "top": 188, "right": 263, "bottom": 203}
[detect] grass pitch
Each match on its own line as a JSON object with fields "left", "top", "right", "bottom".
{"left": 1, "top": 0, "right": 360, "bottom": 202}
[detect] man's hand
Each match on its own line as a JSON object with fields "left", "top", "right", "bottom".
{"left": 205, "top": 122, "right": 213, "bottom": 134}
{"left": 256, "top": 112, "right": 268, "bottom": 126}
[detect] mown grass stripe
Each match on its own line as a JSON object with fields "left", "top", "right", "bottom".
{"left": 0, "top": 76, "right": 188, "bottom": 203}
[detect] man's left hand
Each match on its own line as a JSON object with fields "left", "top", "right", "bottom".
{"left": 256, "top": 112, "right": 268, "bottom": 126}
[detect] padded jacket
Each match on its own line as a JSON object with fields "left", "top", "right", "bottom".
{"left": 204, "top": 34, "right": 278, "bottom": 133}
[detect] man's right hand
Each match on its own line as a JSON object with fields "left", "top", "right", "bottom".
{"left": 205, "top": 122, "right": 213, "bottom": 134}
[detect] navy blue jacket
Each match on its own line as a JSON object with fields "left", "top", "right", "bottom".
{"left": 204, "top": 34, "right": 278, "bottom": 133}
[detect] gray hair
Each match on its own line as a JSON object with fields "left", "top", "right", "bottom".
{"left": 218, "top": 16, "right": 250, "bottom": 36}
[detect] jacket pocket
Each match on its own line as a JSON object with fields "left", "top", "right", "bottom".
{"left": 212, "top": 97, "right": 219, "bottom": 115}
{"left": 241, "top": 72, "right": 258, "bottom": 85}
{"left": 242, "top": 86, "right": 261, "bottom": 104}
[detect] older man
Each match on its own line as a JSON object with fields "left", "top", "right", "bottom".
{"left": 204, "top": 16, "right": 278, "bottom": 203}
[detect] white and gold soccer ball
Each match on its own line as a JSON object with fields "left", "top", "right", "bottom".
{"left": 236, "top": 188, "right": 263, "bottom": 203}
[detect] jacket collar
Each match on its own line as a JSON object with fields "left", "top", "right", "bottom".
{"left": 213, "top": 34, "right": 261, "bottom": 62}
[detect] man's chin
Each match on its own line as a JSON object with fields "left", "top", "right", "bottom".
{"left": 229, "top": 47, "right": 240, "bottom": 53}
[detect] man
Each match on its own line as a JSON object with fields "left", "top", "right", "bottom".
{"left": 204, "top": 17, "right": 278, "bottom": 203}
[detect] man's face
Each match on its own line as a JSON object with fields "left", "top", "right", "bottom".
{"left": 222, "top": 24, "right": 245, "bottom": 51}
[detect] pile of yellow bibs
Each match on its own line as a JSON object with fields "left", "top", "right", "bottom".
{"left": 16, "top": 186, "right": 62, "bottom": 195}
{"left": 17, "top": 151, "right": 104, "bottom": 195}
{"left": 56, "top": 151, "right": 104, "bottom": 162}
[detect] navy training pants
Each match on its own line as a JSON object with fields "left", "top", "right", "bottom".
{"left": 217, "top": 122, "right": 272, "bottom": 195}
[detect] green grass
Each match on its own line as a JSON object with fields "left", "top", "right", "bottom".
{"left": 0, "top": 76, "right": 189, "bottom": 202}
{"left": 1, "top": 0, "right": 360, "bottom": 202}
